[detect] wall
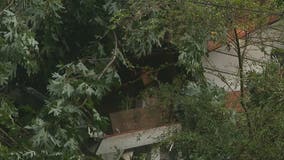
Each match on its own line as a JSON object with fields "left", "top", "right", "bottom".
{"left": 202, "top": 20, "right": 284, "bottom": 91}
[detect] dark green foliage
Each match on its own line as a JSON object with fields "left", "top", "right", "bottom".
{"left": 0, "top": 0, "right": 283, "bottom": 159}
{"left": 160, "top": 83, "right": 242, "bottom": 160}
{"left": 243, "top": 63, "right": 284, "bottom": 159}
{"left": 165, "top": 63, "right": 284, "bottom": 160}
{"left": 271, "top": 48, "right": 284, "bottom": 66}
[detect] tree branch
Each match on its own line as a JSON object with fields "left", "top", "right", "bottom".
{"left": 0, "top": 127, "right": 17, "bottom": 146}
{"left": 98, "top": 31, "right": 119, "bottom": 80}
{"left": 188, "top": 0, "right": 283, "bottom": 16}
{"left": 234, "top": 28, "right": 252, "bottom": 138}
{"left": 242, "top": 31, "right": 249, "bottom": 58}
{"left": 0, "top": 0, "right": 14, "bottom": 16}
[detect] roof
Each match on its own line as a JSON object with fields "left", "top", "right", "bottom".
{"left": 207, "top": 15, "right": 281, "bottom": 52}
{"left": 96, "top": 123, "right": 181, "bottom": 155}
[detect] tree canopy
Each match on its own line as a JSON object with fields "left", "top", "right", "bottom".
{"left": 0, "top": 0, "right": 283, "bottom": 159}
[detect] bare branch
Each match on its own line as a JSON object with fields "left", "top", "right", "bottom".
{"left": 204, "top": 68, "right": 236, "bottom": 92}
{"left": 188, "top": 0, "right": 283, "bottom": 16}
{"left": 98, "top": 31, "right": 119, "bottom": 80}
{"left": 233, "top": 27, "right": 252, "bottom": 138}
{"left": 0, "top": 0, "right": 14, "bottom": 16}
{"left": 0, "top": 127, "right": 17, "bottom": 146}
{"left": 242, "top": 31, "right": 249, "bottom": 58}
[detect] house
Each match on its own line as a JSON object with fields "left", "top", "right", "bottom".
{"left": 203, "top": 16, "right": 284, "bottom": 110}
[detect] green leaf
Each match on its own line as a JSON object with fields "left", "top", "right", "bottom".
{"left": 86, "top": 86, "right": 95, "bottom": 96}
{"left": 62, "top": 83, "right": 74, "bottom": 97}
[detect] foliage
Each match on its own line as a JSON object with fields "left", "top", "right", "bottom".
{"left": 115, "top": 0, "right": 227, "bottom": 74}
{"left": 156, "top": 83, "right": 241, "bottom": 160}
{"left": 152, "top": 63, "right": 284, "bottom": 160}
{"left": 160, "top": 63, "right": 284, "bottom": 160}
{"left": 25, "top": 62, "right": 119, "bottom": 159}
{"left": 243, "top": 63, "right": 284, "bottom": 159}
{"left": 0, "top": 0, "right": 283, "bottom": 159}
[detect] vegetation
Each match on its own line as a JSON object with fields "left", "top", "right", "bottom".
{"left": 0, "top": 0, "right": 283, "bottom": 159}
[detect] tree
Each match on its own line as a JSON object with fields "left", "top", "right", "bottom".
{"left": 0, "top": 0, "right": 283, "bottom": 159}
{"left": 166, "top": 1, "right": 284, "bottom": 159}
